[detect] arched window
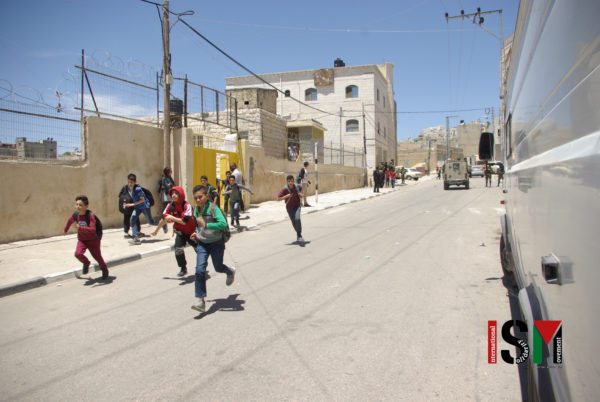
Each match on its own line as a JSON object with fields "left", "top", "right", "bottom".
{"left": 346, "top": 119, "right": 359, "bottom": 132}
{"left": 305, "top": 88, "right": 317, "bottom": 101}
{"left": 284, "top": 90, "right": 291, "bottom": 97}
{"left": 345, "top": 85, "right": 358, "bottom": 98}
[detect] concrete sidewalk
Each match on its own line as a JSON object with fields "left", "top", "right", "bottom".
{"left": 0, "top": 177, "right": 430, "bottom": 297}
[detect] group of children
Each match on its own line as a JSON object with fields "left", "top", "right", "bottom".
{"left": 64, "top": 163, "right": 307, "bottom": 313}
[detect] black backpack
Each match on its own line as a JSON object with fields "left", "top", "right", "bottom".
{"left": 141, "top": 186, "right": 155, "bottom": 207}
{"left": 72, "top": 210, "right": 103, "bottom": 240}
{"left": 297, "top": 168, "right": 305, "bottom": 184}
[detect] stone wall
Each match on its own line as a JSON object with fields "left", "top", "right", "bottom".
{"left": 243, "top": 143, "right": 366, "bottom": 204}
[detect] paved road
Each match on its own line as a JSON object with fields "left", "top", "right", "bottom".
{"left": 0, "top": 177, "right": 521, "bottom": 401}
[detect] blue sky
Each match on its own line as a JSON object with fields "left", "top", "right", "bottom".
{"left": 1, "top": 0, "right": 519, "bottom": 141}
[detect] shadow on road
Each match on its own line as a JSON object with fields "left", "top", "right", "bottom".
{"left": 193, "top": 293, "right": 245, "bottom": 319}
{"left": 285, "top": 240, "right": 311, "bottom": 248}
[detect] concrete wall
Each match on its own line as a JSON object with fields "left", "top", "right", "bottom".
{"left": 242, "top": 142, "right": 365, "bottom": 204}
{"left": 0, "top": 117, "right": 164, "bottom": 243}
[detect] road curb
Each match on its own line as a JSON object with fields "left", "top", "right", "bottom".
{"left": 0, "top": 246, "right": 175, "bottom": 298}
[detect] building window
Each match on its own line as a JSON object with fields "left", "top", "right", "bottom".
{"left": 284, "top": 90, "right": 291, "bottom": 97}
{"left": 346, "top": 119, "right": 359, "bottom": 132}
{"left": 345, "top": 85, "right": 358, "bottom": 98}
{"left": 376, "top": 88, "right": 380, "bottom": 102}
{"left": 305, "top": 88, "right": 317, "bottom": 101}
{"left": 377, "top": 122, "right": 380, "bottom": 134}
{"left": 383, "top": 96, "right": 386, "bottom": 107}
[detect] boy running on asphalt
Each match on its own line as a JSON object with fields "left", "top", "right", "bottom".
{"left": 63, "top": 195, "right": 109, "bottom": 280}
{"left": 190, "top": 185, "right": 236, "bottom": 313}
{"left": 277, "top": 175, "right": 304, "bottom": 242}
{"left": 224, "top": 175, "right": 253, "bottom": 227}
{"left": 152, "top": 186, "right": 197, "bottom": 277}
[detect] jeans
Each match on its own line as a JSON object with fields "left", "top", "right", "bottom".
{"left": 391, "top": 178, "right": 396, "bottom": 188}
{"left": 194, "top": 239, "right": 233, "bottom": 298}
{"left": 230, "top": 201, "right": 240, "bottom": 222}
{"left": 287, "top": 206, "right": 302, "bottom": 237}
{"left": 131, "top": 207, "right": 157, "bottom": 239}
{"left": 123, "top": 208, "right": 141, "bottom": 233}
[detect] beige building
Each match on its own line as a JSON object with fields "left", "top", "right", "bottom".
{"left": 225, "top": 60, "right": 397, "bottom": 170}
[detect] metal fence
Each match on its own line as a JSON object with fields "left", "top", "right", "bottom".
{"left": 1, "top": 50, "right": 238, "bottom": 160}
{"left": 323, "top": 142, "right": 365, "bottom": 168}
{"left": 0, "top": 83, "right": 81, "bottom": 159}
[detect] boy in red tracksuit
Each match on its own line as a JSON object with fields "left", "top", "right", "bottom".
{"left": 63, "top": 195, "right": 109, "bottom": 280}
{"left": 152, "top": 185, "right": 197, "bottom": 277}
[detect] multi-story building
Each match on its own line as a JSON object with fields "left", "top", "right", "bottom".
{"left": 225, "top": 60, "right": 397, "bottom": 170}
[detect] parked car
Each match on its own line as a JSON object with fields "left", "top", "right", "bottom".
{"left": 470, "top": 165, "right": 484, "bottom": 177}
{"left": 404, "top": 168, "right": 423, "bottom": 181}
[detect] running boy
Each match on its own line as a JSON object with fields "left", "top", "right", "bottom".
{"left": 63, "top": 195, "right": 109, "bottom": 280}
{"left": 152, "top": 186, "right": 197, "bottom": 277}
{"left": 277, "top": 175, "right": 304, "bottom": 242}
{"left": 190, "top": 185, "right": 236, "bottom": 313}
{"left": 224, "top": 175, "right": 253, "bottom": 227}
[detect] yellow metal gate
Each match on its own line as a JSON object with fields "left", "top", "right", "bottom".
{"left": 193, "top": 147, "right": 239, "bottom": 209}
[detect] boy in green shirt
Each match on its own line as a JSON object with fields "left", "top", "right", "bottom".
{"left": 190, "top": 185, "right": 236, "bottom": 313}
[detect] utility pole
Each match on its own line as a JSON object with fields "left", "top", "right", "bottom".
{"left": 446, "top": 115, "right": 458, "bottom": 160}
{"left": 162, "top": 0, "right": 171, "bottom": 168}
{"left": 445, "top": 8, "right": 505, "bottom": 139}
{"left": 362, "top": 102, "right": 368, "bottom": 186}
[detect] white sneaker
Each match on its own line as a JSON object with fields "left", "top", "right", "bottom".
{"left": 226, "top": 267, "right": 236, "bottom": 286}
{"left": 191, "top": 300, "right": 205, "bottom": 312}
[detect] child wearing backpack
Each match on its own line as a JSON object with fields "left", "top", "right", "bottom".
{"left": 152, "top": 186, "right": 197, "bottom": 277}
{"left": 63, "top": 195, "right": 109, "bottom": 280}
{"left": 278, "top": 175, "right": 304, "bottom": 242}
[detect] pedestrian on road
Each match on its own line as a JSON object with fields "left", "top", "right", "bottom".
{"left": 485, "top": 163, "right": 493, "bottom": 187}
{"left": 391, "top": 169, "right": 396, "bottom": 188}
{"left": 373, "top": 168, "right": 381, "bottom": 193}
{"left": 118, "top": 184, "right": 141, "bottom": 238}
{"left": 159, "top": 167, "right": 175, "bottom": 209}
{"left": 152, "top": 186, "right": 197, "bottom": 277}
{"left": 124, "top": 173, "right": 158, "bottom": 245}
{"left": 63, "top": 195, "right": 109, "bottom": 280}
{"left": 190, "top": 185, "right": 236, "bottom": 313}
{"left": 297, "top": 161, "right": 312, "bottom": 207}
{"left": 200, "top": 175, "right": 219, "bottom": 202}
{"left": 158, "top": 167, "right": 175, "bottom": 234}
{"left": 497, "top": 163, "right": 504, "bottom": 187}
{"left": 220, "top": 171, "right": 232, "bottom": 217}
{"left": 278, "top": 175, "right": 304, "bottom": 242}
{"left": 385, "top": 168, "right": 391, "bottom": 187}
{"left": 229, "top": 162, "right": 246, "bottom": 212}
{"left": 224, "top": 175, "right": 253, "bottom": 227}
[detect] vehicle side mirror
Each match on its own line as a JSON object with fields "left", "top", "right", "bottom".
{"left": 479, "top": 132, "right": 494, "bottom": 160}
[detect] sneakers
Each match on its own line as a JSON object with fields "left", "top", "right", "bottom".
{"left": 128, "top": 237, "right": 141, "bottom": 245}
{"left": 297, "top": 236, "right": 304, "bottom": 242}
{"left": 101, "top": 269, "right": 109, "bottom": 280}
{"left": 191, "top": 300, "right": 206, "bottom": 313}
{"left": 177, "top": 268, "right": 187, "bottom": 277}
{"left": 236, "top": 219, "right": 240, "bottom": 226}
{"left": 226, "top": 267, "right": 236, "bottom": 286}
{"left": 82, "top": 262, "right": 90, "bottom": 275}
{"left": 304, "top": 203, "right": 312, "bottom": 207}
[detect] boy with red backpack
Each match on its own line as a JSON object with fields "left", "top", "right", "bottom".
{"left": 63, "top": 195, "right": 109, "bottom": 280}
{"left": 152, "top": 186, "right": 197, "bottom": 277}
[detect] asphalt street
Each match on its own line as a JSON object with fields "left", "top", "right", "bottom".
{"left": 0, "top": 177, "right": 521, "bottom": 401}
